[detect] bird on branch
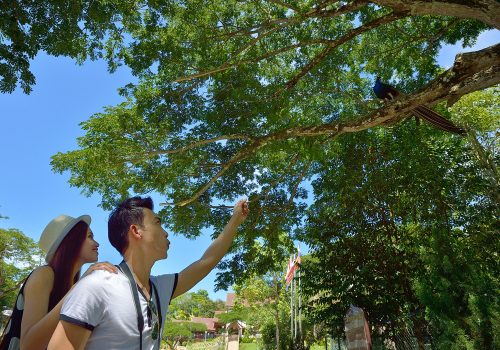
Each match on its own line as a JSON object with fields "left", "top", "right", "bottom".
{"left": 373, "top": 77, "right": 466, "bottom": 136}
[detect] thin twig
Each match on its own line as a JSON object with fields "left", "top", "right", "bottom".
{"left": 153, "top": 45, "right": 499, "bottom": 207}
{"left": 175, "top": 0, "right": 370, "bottom": 83}
{"left": 267, "top": 0, "right": 301, "bottom": 12}
{"left": 275, "top": 11, "right": 406, "bottom": 95}
{"left": 126, "top": 134, "right": 254, "bottom": 163}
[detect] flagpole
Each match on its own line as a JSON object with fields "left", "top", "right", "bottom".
{"left": 299, "top": 267, "right": 302, "bottom": 335}
{"left": 298, "top": 245, "right": 302, "bottom": 339}
{"left": 290, "top": 254, "right": 294, "bottom": 341}
{"left": 294, "top": 269, "right": 297, "bottom": 339}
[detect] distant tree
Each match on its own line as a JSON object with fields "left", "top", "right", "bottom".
{"left": 234, "top": 272, "right": 291, "bottom": 350}
{"left": 168, "top": 289, "right": 219, "bottom": 320}
{"left": 0, "top": 227, "right": 43, "bottom": 310}
{"left": 217, "top": 309, "right": 250, "bottom": 325}
{"left": 162, "top": 321, "right": 207, "bottom": 350}
{"left": 213, "top": 298, "right": 226, "bottom": 312}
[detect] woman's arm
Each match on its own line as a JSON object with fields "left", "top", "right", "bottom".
{"left": 20, "top": 263, "right": 117, "bottom": 350}
{"left": 20, "top": 266, "right": 58, "bottom": 350}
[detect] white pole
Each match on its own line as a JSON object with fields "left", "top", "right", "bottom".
{"left": 299, "top": 267, "right": 302, "bottom": 337}
{"left": 294, "top": 270, "right": 297, "bottom": 339}
{"left": 290, "top": 280, "right": 293, "bottom": 340}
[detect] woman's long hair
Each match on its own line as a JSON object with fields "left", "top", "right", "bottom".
{"left": 47, "top": 221, "right": 88, "bottom": 310}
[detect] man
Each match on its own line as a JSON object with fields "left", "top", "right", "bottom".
{"left": 48, "top": 196, "right": 249, "bottom": 350}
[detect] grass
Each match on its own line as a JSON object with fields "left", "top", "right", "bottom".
{"left": 239, "top": 343, "right": 258, "bottom": 350}
{"left": 310, "top": 345, "right": 326, "bottom": 350}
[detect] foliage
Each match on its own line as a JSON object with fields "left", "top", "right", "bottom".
{"left": 232, "top": 271, "right": 294, "bottom": 350}
{"left": 49, "top": 1, "right": 498, "bottom": 290}
{"left": 163, "top": 321, "right": 207, "bottom": 350}
{"left": 217, "top": 309, "right": 249, "bottom": 325}
{"left": 240, "top": 335, "right": 255, "bottom": 343}
{"left": 240, "top": 343, "right": 258, "bottom": 350}
{"left": 300, "top": 89, "right": 499, "bottom": 348}
{"left": 0, "top": 0, "right": 149, "bottom": 93}
{"left": 6, "top": 1, "right": 494, "bottom": 94}
{"left": 168, "top": 289, "right": 224, "bottom": 320}
{"left": 234, "top": 274, "right": 281, "bottom": 325}
{"left": 0, "top": 227, "right": 43, "bottom": 310}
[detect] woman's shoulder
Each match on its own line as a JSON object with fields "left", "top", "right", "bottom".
{"left": 25, "top": 265, "right": 55, "bottom": 290}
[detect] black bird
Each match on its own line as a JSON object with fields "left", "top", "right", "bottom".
{"left": 373, "top": 77, "right": 466, "bottom": 136}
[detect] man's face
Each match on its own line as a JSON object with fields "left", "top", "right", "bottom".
{"left": 139, "top": 208, "right": 170, "bottom": 259}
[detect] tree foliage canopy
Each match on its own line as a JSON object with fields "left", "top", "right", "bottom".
{"left": 1, "top": 0, "right": 148, "bottom": 93}
{"left": 300, "top": 88, "right": 499, "bottom": 347}
{"left": 0, "top": 227, "right": 43, "bottom": 310}
{"left": 162, "top": 321, "right": 207, "bottom": 349}
{"left": 47, "top": 0, "right": 499, "bottom": 290}
{"left": 168, "top": 289, "right": 225, "bottom": 320}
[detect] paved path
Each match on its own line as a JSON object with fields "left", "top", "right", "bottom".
{"left": 227, "top": 335, "right": 239, "bottom": 350}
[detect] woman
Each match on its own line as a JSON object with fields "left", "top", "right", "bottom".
{"left": 0, "top": 214, "right": 117, "bottom": 350}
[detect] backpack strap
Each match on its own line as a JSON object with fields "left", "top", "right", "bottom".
{"left": 151, "top": 280, "right": 162, "bottom": 349}
{"left": 117, "top": 261, "right": 144, "bottom": 350}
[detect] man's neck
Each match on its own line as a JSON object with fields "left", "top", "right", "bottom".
{"left": 123, "top": 252, "right": 154, "bottom": 289}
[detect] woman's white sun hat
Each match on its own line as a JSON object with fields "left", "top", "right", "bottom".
{"left": 39, "top": 214, "right": 91, "bottom": 263}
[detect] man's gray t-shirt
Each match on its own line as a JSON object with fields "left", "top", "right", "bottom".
{"left": 60, "top": 269, "right": 178, "bottom": 350}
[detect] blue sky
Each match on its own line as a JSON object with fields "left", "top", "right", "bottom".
{"left": 0, "top": 29, "right": 497, "bottom": 301}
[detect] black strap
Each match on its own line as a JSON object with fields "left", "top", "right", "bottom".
{"left": 151, "top": 281, "right": 162, "bottom": 349}
{"left": 118, "top": 261, "right": 163, "bottom": 350}
{"left": 118, "top": 261, "right": 144, "bottom": 350}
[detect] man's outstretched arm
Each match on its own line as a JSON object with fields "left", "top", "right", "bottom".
{"left": 172, "top": 199, "right": 249, "bottom": 299}
{"left": 48, "top": 321, "right": 91, "bottom": 350}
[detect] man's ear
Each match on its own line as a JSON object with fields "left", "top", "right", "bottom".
{"left": 129, "top": 224, "right": 142, "bottom": 240}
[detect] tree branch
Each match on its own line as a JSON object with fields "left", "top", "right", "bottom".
{"left": 465, "top": 128, "right": 500, "bottom": 204}
{"left": 126, "top": 134, "right": 254, "bottom": 163}
{"left": 276, "top": 11, "right": 407, "bottom": 94}
{"left": 0, "top": 278, "right": 26, "bottom": 299}
{"left": 284, "top": 159, "right": 313, "bottom": 211}
{"left": 165, "top": 43, "right": 500, "bottom": 207}
{"left": 175, "top": 0, "right": 370, "bottom": 83}
{"left": 377, "top": 18, "right": 460, "bottom": 64}
{"left": 175, "top": 141, "right": 264, "bottom": 206}
{"left": 251, "top": 153, "right": 301, "bottom": 204}
{"left": 174, "top": 39, "right": 331, "bottom": 82}
{"left": 371, "top": 0, "right": 500, "bottom": 29}
{"left": 267, "top": 0, "right": 301, "bottom": 13}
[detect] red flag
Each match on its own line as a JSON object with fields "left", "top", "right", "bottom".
{"left": 286, "top": 255, "right": 299, "bottom": 286}
{"left": 285, "top": 254, "right": 296, "bottom": 289}
{"left": 285, "top": 256, "right": 293, "bottom": 280}
{"left": 295, "top": 247, "right": 301, "bottom": 266}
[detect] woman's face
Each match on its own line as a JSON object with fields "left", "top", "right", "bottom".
{"left": 79, "top": 227, "right": 99, "bottom": 263}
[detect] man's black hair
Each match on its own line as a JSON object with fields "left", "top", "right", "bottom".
{"left": 108, "top": 196, "right": 154, "bottom": 255}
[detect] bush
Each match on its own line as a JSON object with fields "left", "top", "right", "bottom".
{"left": 241, "top": 336, "right": 254, "bottom": 343}
{"left": 259, "top": 322, "right": 290, "bottom": 350}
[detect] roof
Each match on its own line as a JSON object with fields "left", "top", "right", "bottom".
{"left": 190, "top": 317, "right": 222, "bottom": 332}
{"left": 226, "top": 320, "right": 247, "bottom": 329}
{"left": 226, "top": 293, "right": 236, "bottom": 307}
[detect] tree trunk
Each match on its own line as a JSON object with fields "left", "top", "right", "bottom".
{"left": 372, "top": 0, "right": 500, "bottom": 29}
{"left": 466, "top": 129, "right": 500, "bottom": 205}
{"left": 413, "top": 320, "right": 428, "bottom": 350}
{"left": 275, "top": 275, "right": 281, "bottom": 350}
